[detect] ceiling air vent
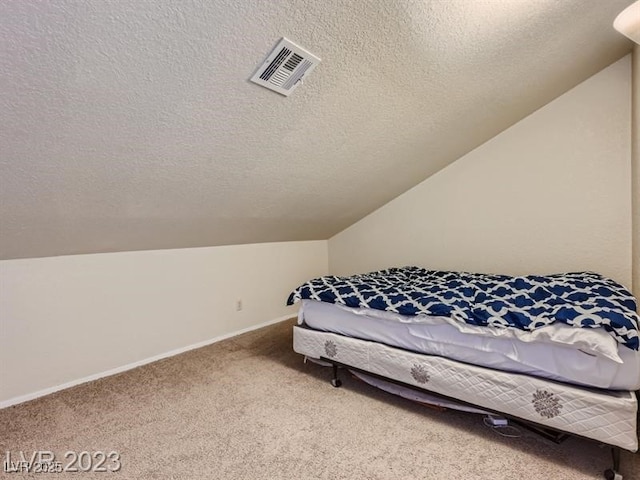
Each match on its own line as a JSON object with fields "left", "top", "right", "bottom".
{"left": 250, "top": 38, "right": 320, "bottom": 96}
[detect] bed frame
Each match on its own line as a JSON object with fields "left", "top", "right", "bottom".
{"left": 293, "top": 324, "right": 639, "bottom": 480}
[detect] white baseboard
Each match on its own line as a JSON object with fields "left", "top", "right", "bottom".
{"left": 0, "top": 315, "right": 295, "bottom": 410}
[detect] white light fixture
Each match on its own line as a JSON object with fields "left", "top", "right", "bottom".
{"left": 614, "top": 1, "right": 640, "bottom": 44}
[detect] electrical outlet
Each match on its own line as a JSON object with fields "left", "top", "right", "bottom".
{"left": 236, "top": 299, "right": 243, "bottom": 311}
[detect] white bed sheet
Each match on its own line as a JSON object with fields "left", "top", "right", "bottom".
{"left": 300, "top": 300, "right": 640, "bottom": 390}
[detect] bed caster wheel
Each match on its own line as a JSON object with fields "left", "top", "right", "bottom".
{"left": 331, "top": 378, "right": 342, "bottom": 388}
{"left": 604, "top": 469, "right": 622, "bottom": 480}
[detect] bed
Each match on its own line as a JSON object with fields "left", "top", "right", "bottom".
{"left": 287, "top": 267, "right": 640, "bottom": 480}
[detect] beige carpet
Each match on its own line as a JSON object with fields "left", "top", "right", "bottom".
{"left": 1, "top": 318, "right": 638, "bottom": 480}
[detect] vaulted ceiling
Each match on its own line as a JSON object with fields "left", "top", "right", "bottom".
{"left": 0, "top": 0, "right": 634, "bottom": 259}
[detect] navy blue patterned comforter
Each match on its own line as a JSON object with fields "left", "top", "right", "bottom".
{"left": 287, "top": 267, "right": 639, "bottom": 350}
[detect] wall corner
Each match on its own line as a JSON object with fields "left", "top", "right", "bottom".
{"left": 632, "top": 45, "right": 640, "bottom": 300}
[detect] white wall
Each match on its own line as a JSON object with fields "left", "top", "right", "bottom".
{"left": 0, "top": 240, "right": 327, "bottom": 406}
{"left": 330, "top": 56, "right": 632, "bottom": 288}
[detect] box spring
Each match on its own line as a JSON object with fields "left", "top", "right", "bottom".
{"left": 293, "top": 325, "right": 638, "bottom": 452}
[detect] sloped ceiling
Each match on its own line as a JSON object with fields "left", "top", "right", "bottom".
{"left": 0, "top": 0, "right": 634, "bottom": 260}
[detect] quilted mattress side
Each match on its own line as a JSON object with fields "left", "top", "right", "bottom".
{"left": 293, "top": 326, "right": 638, "bottom": 452}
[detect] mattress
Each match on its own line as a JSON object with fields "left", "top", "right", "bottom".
{"left": 300, "top": 300, "right": 640, "bottom": 390}
{"left": 293, "top": 325, "right": 639, "bottom": 452}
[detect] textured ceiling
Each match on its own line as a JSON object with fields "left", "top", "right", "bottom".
{"left": 0, "top": 0, "right": 635, "bottom": 260}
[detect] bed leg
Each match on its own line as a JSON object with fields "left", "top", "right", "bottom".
{"left": 612, "top": 447, "right": 620, "bottom": 472}
{"left": 330, "top": 364, "right": 342, "bottom": 388}
{"left": 603, "top": 447, "right": 623, "bottom": 480}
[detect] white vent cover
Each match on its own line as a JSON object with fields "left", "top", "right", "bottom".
{"left": 250, "top": 38, "right": 320, "bottom": 96}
